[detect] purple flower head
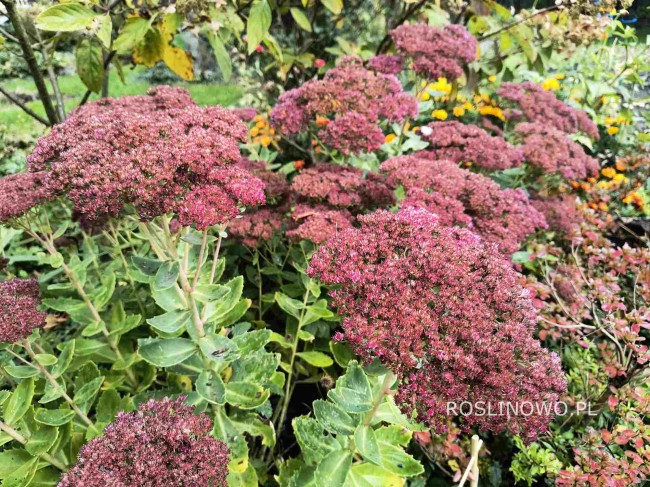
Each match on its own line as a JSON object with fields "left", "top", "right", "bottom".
{"left": 58, "top": 396, "right": 229, "bottom": 487}
{"left": 391, "top": 24, "right": 477, "bottom": 80}
{"left": 380, "top": 153, "right": 546, "bottom": 254}
{"left": 368, "top": 55, "right": 404, "bottom": 75}
{"left": 309, "top": 208, "right": 566, "bottom": 441}
{"left": 515, "top": 122, "right": 600, "bottom": 180}
{"left": 270, "top": 59, "right": 417, "bottom": 155}
{"left": 27, "top": 86, "right": 264, "bottom": 227}
{"left": 0, "top": 172, "right": 53, "bottom": 222}
{"left": 497, "top": 82, "right": 599, "bottom": 139}
{"left": 422, "top": 121, "right": 524, "bottom": 170}
{"left": 0, "top": 278, "right": 46, "bottom": 343}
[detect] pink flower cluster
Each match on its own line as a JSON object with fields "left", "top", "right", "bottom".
{"left": 391, "top": 24, "right": 477, "bottom": 80}
{"left": 270, "top": 58, "right": 417, "bottom": 154}
{"left": 421, "top": 121, "right": 524, "bottom": 170}
{"left": 0, "top": 278, "right": 46, "bottom": 343}
{"left": 309, "top": 208, "right": 566, "bottom": 440}
{"left": 286, "top": 163, "right": 395, "bottom": 243}
{"left": 368, "top": 55, "right": 403, "bottom": 75}
{"left": 515, "top": 122, "right": 600, "bottom": 180}
{"left": 530, "top": 194, "right": 582, "bottom": 235}
{"left": 497, "top": 82, "right": 599, "bottom": 139}
{"left": 381, "top": 153, "right": 546, "bottom": 254}
{"left": 0, "top": 172, "right": 52, "bottom": 222}
{"left": 228, "top": 159, "right": 290, "bottom": 246}
{"left": 58, "top": 396, "right": 229, "bottom": 487}
{"left": 27, "top": 86, "right": 265, "bottom": 227}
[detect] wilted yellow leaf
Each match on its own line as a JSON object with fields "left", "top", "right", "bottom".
{"left": 163, "top": 44, "right": 194, "bottom": 80}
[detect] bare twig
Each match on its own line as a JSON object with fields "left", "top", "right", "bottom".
{"left": 0, "top": 84, "right": 50, "bottom": 125}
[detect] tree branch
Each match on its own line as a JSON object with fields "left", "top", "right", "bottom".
{"left": 479, "top": 6, "right": 559, "bottom": 41}
{"left": 1, "top": 0, "right": 59, "bottom": 125}
{"left": 0, "top": 84, "right": 50, "bottom": 125}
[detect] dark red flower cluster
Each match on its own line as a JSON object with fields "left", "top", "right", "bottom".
{"left": 391, "top": 24, "right": 477, "bottom": 80}
{"left": 0, "top": 278, "right": 46, "bottom": 343}
{"left": 270, "top": 58, "right": 417, "bottom": 154}
{"left": 0, "top": 172, "right": 53, "bottom": 222}
{"left": 497, "top": 82, "right": 599, "bottom": 139}
{"left": 515, "top": 122, "right": 600, "bottom": 180}
{"left": 309, "top": 208, "right": 566, "bottom": 440}
{"left": 228, "top": 159, "right": 290, "bottom": 246}
{"left": 368, "top": 55, "right": 404, "bottom": 75}
{"left": 381, "top": 154, "right": 546, "bottom": 254}
{"left": 530, "top": 194, "right": 582, "bottom": 235}
{"left": 58, "top": 396, "right": 229, "bottom": 487}
{"left": 286, "top": 163, "right": 395, "bottom": 243}
{"left": 27, "top": 86, "right": 265, "bottom": 227}
{"left": 421, "top": 121, "right": 524, "bottom": 170}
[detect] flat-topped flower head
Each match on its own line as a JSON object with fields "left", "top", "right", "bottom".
{"left": 58, "top": 396, "right": 229, "bottom": 487}
{"left": 368, "top": 55, "right": 404, "bottom": 75}
{"left": 309, "top": 208, "right": 566, "bottom": 441}
{"left": 291, "top": 163, "right": 395, "bottom": 210}
{"left": 0, "top": 172, "right": 53, "bottom": 223}
{"left": 270, "top": 58, "right": 417, "bottom": 155}
{"left": 381, "top": 154, "right": 546, "bottom": 254}
{"left": 391, "top": 24, "right": 477, "bottom": 80}
{"left": 515, "top": 122, "right": 600, "bottom": 180}
{"left": 0, "top": 278, "right": 46, "bottom": 343}
{"left": 498, "top": 82, "right": 599, "bottom": 139}
{"left": 28, "top": 86, "right": 264, "bottom": 227}
{"left": 421, "top": 121, "right": 524, "bottom": 170}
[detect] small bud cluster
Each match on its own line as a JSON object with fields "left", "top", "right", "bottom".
{"left": 0, "top": 278, "right": 46, "bottom": 343}
{"left": 0, "top": 172, "right": 53, "bottom": 222}
{"left": 58, "top": 396, "right": 229, "bottom": 487}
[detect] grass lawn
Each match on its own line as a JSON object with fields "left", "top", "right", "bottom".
{"left": 0, "top": 65, "right": 244, "bottom": 139}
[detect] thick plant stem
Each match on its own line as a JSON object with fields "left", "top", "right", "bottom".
{"left": 0, "top": 421, "right": 68, "bottom": 471}
{"left": 155, "top": 220, "right": 207, "bottom": 339}
{"left": 20, "top": 342, "right": 95, "bottom": 429}
{"left": 1, "top": 0, "right": 59, "bottom": 125}
{"left": 363, "top": 371, "right": 396, "bottom": 426}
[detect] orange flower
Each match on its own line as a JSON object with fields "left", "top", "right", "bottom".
{"left": 315, "top": 116, "right": 330, "bottom": 127}
{"left": 294, "top": 160, "right": 305, "bottom": 170}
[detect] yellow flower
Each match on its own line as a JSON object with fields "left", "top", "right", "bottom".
{"left": 601, "top": 167, "right": 616, "bottom": 179}
{"left": 478, "top": 105, "right": 505, "bottom": 121}
{"left": 385, "top": 133, "right": 397, "bottom": 144}
{"left": 554, "top": 73, "right": 565, "bottom": 80}
{"left": 462, "top": 102, "right": 474, "bottom": 110}
{"left": 260, "top": 136, "right": 272, "bottom": 147}
{"left": 607, "top": 126, "right": 619, "bottom": 136}
{"left": 542, "top": 78, "right": 560, "bottom": 91}
{"left": 432, "top": 109, "right": 448, "bottom": 120}
{"left": 420, "top": 91, "right": 431, "bottom": 101}
{"left": 428, "top": 78, "right": 452, "bottom": 95}
{"left": 453, "top": 106, "right": 466, "bottom": 117}
{"left": 597, "top": 181, "right": 610, "bottom": 190}
{"left": 488, "top": 75, "right": 497, "bottom": 82}
{"left": 613, "top": 174, "right": 627, "bottom": 183}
